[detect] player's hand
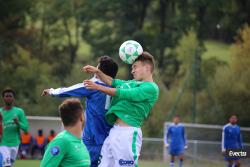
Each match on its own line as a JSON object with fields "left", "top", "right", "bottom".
{"left": 165, "top": 144, "right": 169, "bottom": 148}
{"left": 82, "top": 65, "right": 98, "bottom": 74}
{"left": 13, "top": 118, "right": 19, "bottom": 125}
{"left": 83, "top": 80, "right": 101, "bottom": 90}
{"left": 184, "top": 145, "right": 188, "bottom": 149}
{"left": 222, "top": 151, "right": 226, "bottom": 156}
{"left": 41, "top": 89, "right": 51, "bottom": 96}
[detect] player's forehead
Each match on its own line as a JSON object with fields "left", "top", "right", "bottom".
{"left": 132, "top": 61, "right": 142, "bottom": 68}
{"left": 230, "top": 115, "right": 237, "bottom": 119}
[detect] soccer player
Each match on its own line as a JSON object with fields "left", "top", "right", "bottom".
{"left": 41, "top": 56, "right": 118, "bottom": 167}
{"left": 222, "top": 114, "right": 243, "bottom": 167}
{"left": 20, "top": 131, "right": 32, "bottom": 159}
{"left": 31, "top": 129, "right": 46, "bottom": 158}
{"left": 47, "top": 130, "right": 56, "bottom": 144}
{"left": 41, "top": 98, "right": 90, "bottom": 167}
{"left": 164, "top": 115, "right": 187, "bottom": 167}
{"left": 82, "top": 52, "right": 159, "bottom": 167}
{"left": 0, "top": 88, "right": 29, "bottom": 167}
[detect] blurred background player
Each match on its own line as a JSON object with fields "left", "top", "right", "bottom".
{"left": 19, "top": 131, "right": 32, "bottom": 159}
{"left": 31, "top": 129, "right": 46, "bottom": 159}
{"left": 165, "top": 115, "right": 187, "bottom": 167}
{"left": 222, "top": 114, "right": 243, "bottom": 167}
{"left": 82, "top": 52, "right": 159, "bottom": 167}
{"left": 41, "top": 56, "right": 118, "bottom": 167}
{"left": 40, "top": 98, "right": 90, "bottom": 167}
{"left": 0, "top": 88, "right": 29, "bottom": 167}
{"left": 47, "top": 130, "right": 56, "bottom": 144}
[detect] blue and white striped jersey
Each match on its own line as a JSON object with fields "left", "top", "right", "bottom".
{"left": 49, "top": 77, "right": 112, "bottom": 145}
{"left": 165, "top": 123, "right": 187, "bottom": 150}
{"left": 222, "top": 123, "right": 243, "bottom": 152}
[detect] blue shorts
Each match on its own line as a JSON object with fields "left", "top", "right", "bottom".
{"left": 85, "top": 143, "right": 102, "bottom": 167}
{"left": 169, "top": 148, "right": 184, "bottom": 156}
{"left": 0, "top": 152, "right": 3, "bottom": 167}
{"left": 224, "top": 156, "right": 240, "bottom": 161}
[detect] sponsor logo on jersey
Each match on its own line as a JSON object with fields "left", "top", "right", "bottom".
{"left": 119, "top": 159, "right": 134, "bottom": 166}
{"left": 50, "top": 146, "right": 60, "bottom": 156}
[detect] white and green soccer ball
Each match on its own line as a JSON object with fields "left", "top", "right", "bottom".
{"left": 119, "top": 40, "right": 143, "bottom": 64}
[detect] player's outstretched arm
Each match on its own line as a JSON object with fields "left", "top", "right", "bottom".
{"left": 84, "top": 80, "right": 116, "bottom": 96}
{"left": 82, "top": 65, "right": 113, "bottom": 86}
{"left": 41, "top": 83, "right": 95, "bottom": 98}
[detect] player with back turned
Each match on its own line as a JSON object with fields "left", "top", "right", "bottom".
{"left": 41, "top": 98, "right": 90, "bottom": 167}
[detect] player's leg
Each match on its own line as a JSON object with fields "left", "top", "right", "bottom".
{"left": 31, "top": 144, "right": 38, "bottom": 158}
{"left": 85, "top": 143, "right": 102, "bottom": 167}
{"left": 98, "top": 129, "right": 115, "bottom": 167}
{"left": 234, "top": 159, "right": 240, "bottom": 167}
{"left": 169, "top": 148, "right": 176, "bottom": 167}
{"left": 0, "top": 146, "right": 11, "bottom": 167}
{"left": 9, "top": 146, "right": 19, "bottom": 165}
{"left": 178, "top": 154, "right": 184, "bottom": 167}
{"left": 111, "top": 125, "right": 142, "bottom": 167}
{"left": 169, "top": 155, "right": 175, "bottom": 167}
{"left": 227, "top": 160, "right": 234, "bottom": 167}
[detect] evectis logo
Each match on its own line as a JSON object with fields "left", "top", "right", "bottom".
{"left": 226, "top": 149, "right": 249, "bottom": 158}
{"left": 119, "top": 159, "right": 134, "bottom": 166}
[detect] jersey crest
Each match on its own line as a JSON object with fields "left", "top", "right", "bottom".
{"left": 50, "top": 146, "right": 60, "bottom": 156}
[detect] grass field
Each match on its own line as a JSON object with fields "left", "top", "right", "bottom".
{"left": 203, "top": 40, "right": 231, "bottom": 62}
{"left": 14, "top": 160, "right": 166, "bottom": 167}
{"left": 14, "top": 159, "right": 226, "bottom": 167}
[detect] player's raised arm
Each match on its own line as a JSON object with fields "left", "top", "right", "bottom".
{"left": 83, "top": 80, "right": 116, "bottom": 96}
{"left": 82, "top": 65, "right": 113, "bottom": 86}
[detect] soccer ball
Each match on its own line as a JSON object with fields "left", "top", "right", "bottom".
{"left": 119, "top": 40, "right": 143, "bottom": 64}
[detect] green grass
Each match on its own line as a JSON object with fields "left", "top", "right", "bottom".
{"left": 14, "top": 160, "right": 166, "bottom": 167}
{"left": 203, "top": 40, "right": 231, "bottom": 62}
{"left": 14, "top": 159, "right": 225, "bottom": 167}
{"left": 14, "top": 160, "right": 40, "bottom": 167}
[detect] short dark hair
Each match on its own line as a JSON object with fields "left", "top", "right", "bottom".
{"left": 230, "top": 114, "right": 238, "bottom": 118}
{"left": 38, "top": 129, "right": 43, "bottom": 135}
{"left": 173, "top": 115, "right": 180, "bottom": 118}
{"left": 134, "top": 51, "right": 155, "bottom": 72}
{"left": 2, "top": 88, "right": 15, "bottom": 97}
{"left": 98, "top": 56, "right": 118, "bottom": 78}
{"left": 58, "top": 98, "right": 83, "bottom": 127}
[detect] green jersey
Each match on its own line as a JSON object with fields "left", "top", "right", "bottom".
{"left": 41, "top": 130, "right": 90, "bottom": 167}
{"left": 0, "top": 106, "right": 29, "bottom": 146}
{"left": 106, "top": 79, "right": 159, "bottom": 127}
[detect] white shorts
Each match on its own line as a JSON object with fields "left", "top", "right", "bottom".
{"left": 99, "top": 125, "right": 142, "bottom": 167}
{"left": 0, "top": 146, "right": 19, "bottom": 167}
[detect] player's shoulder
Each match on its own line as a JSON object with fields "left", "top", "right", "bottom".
{"left": 46, "top": 134, "right": 67, "bottom": 156}
{"left": 168, "top": 123, "right": 175, "bottom": 128}
{"left": 236, "top": 124, "right": 241, "bottom": 129}
{"left": 141, "top": 81, "right": 159, "bottom": 92}
{"left": 50, "top": 131, "right": 69, "bottom": 145}
{"left": 178, "top": 123, "right": 185, "bottom": 127}
{"left": 90, "top": 77, "right": 104, "bottom": 84}
{"left": 223, "top": 123, "right": 231, "bottom": 130}
{"left": 13, "top": 106, "right": 25, "bottom": 113}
